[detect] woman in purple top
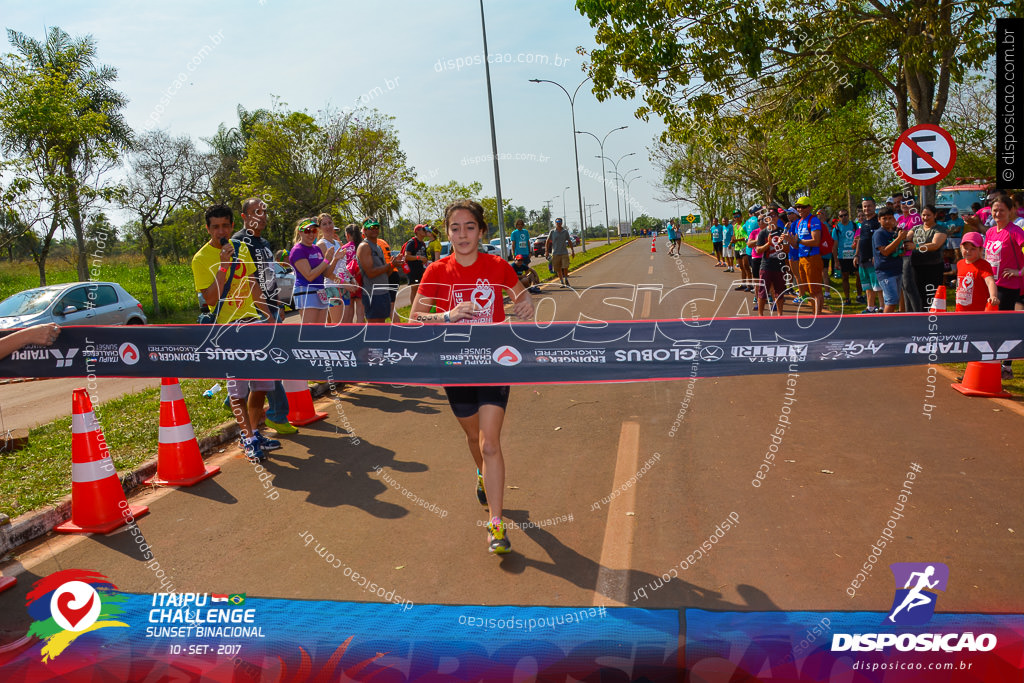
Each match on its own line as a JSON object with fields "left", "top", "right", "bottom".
{"left": 289, "top": 217, "right": 341, "bottom": 325}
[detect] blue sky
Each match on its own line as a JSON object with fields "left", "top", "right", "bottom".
{"left": 5, "top": 1, "right": 685, "bottom": 230}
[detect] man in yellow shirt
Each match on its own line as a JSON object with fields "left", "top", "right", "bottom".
{"left": 191, "top": 204, "right": 275, "bottom": 463}
{"left": 425, "top": 226, "right": 442, "bottom": 262}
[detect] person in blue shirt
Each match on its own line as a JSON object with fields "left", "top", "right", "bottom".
{"left": 787, "top": 196, "right": 824, "bottom": 315}
{"left": 510, "top": 219, "right": 532, "bottom": 263}
{"left": 710, "top": 219, "right": 724, "bottom": 266}
{"left": 723, "top": 211, "right": 738, "bottom": 272}
{"left": 831, "top": 208, "right": 861, "bottom": 305}
{"left": 872, "top": 207, "right": 909, "bottom": 313}
{"left": 666, "top": 221, "right": 678, "bottom": 255}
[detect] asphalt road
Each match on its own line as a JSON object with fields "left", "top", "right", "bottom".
{"left": 1, "top": 237, "right": 1021, "bottom": 640}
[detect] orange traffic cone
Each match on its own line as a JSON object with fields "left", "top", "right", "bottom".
{"left": 928, "top": 285, "right": 947, "bottom": 312}
{"left": 952, "top": 361, "right": 1012, "bottom": 398}
{"left": 55, "top": 389, "right": 149, "bottom": 534}
{"left": 283, "top": 380, "right": 328, "bottom": 426}
{"left": 0, "top": 575, "right": 15, "bottom": 593}
{"left": 145, "top": 379, "right": 219, "bottom": 487}
{"left": 651, "top": 240, "right": 657, "bottom": 253}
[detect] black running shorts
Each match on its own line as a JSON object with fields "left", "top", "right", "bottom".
{"left": 444, "top": 385, "right": 511, "bottom": 418}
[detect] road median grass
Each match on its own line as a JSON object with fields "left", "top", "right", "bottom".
{"left": 1, "top": 379, "right": 237, "bottom": 519}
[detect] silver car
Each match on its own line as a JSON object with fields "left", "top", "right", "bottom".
{"left": 0, "top": 282, "right": 148, "bottom": 328}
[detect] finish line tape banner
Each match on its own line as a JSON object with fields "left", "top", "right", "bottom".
{"left": 1, "top": 313, "right": 1021, "bottom": 384}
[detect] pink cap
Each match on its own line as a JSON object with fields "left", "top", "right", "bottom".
{"left": 961, "top": 232, "right": 984, "bottom": 248}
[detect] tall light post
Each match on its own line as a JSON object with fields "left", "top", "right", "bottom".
{"left": 576, "top": 126, "right": 627, "bottom": 244}
{"left": 623, "top": 172, "right": 641, "bottom": 232}
{"left": 479, "top": 0, "right": 507, "bottom": 257}
{"left": 600, "top": 152, "right": 636, "bottom": 239}
{"left": 529, "top": 76, "right": 591, "bottom": 252}
{"left": 560, "top": 185, "right": 571, "bottom": 225}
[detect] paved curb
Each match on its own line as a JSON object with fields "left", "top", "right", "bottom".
{"left": 0, "top": 381, "right": 332, "bottom": 557}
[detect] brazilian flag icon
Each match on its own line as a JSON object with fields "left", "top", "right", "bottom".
{"left": 228, "top": 593, "right": 246, "bottom": 605}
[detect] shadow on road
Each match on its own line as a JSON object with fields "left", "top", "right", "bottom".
{"left": 500, "top": 509, "right": 779, "bottom": 612}
{"left": 260, "top": 433, "right": 424, "bottom": 518}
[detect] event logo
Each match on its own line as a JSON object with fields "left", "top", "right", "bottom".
{"left": 269, "top": 348, "right": 289, "bottom": 364}
{"left": 886, "top": 562, "right": 948, "bottom": 625}
{"left": 831, "top": 562, "right": 996, "bottom": 653}
{"left": 24, "top": 569, "right": 128, "bottom": 662}
{"left": 492, "top": 346, "right": 522, "bottom": 366}
{"left": 118, "top": 343, "right": 140, "bottom": 365}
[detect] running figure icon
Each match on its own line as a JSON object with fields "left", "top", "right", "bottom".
{"left": 888, "top": 565, "right": 939, "bottom": 623}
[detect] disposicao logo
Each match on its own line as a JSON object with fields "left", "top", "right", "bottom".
{"left": 25, "top": 569, "right": 128, "bottom": 662}
{"left": 832, "top": 562, "right": 997, "bottom": 653}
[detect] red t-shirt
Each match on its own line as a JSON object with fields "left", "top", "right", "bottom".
{"left": 955, "top": 258, "right": 994, "bottom": 312}
{"left": 418, "top": 253, "right": 520, "bottom": 323}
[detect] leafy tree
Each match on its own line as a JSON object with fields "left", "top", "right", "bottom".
{"left": 236, "top": 103, "right": 413, "bottom": 246}
{"left": 402, "top": 179, "right": 483, "bottom": 226}
{"left": 1, "top": 27, "right": 130, "bottom": 282}
{"left": 577, "top": 0, "right": 1018, "bottom": 136}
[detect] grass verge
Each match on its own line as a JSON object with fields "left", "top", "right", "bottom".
{"left": 1, "top": 378, "right": 236, "bottom": 518}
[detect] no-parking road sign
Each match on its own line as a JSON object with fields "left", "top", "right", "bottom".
{"left": 891, "top": 124, "right": 958, "bottom": 186}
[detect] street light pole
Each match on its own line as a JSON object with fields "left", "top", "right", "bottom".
{"left": 623, "top": 172, "right": 641, "bottom": 232}
{"left": 560, "top": 185, "right": 571, "bottom": 226}
{"left": 576, "top": 126, "right": 627, "bottom": 244}
{"left": 600, "top": 152, "right": 636, "bottom": 242}
{"left": 529, "top": 76, "right": 592, "bottom": 252}
{"left": 479, "top": 0, "right": 507, "bottom": 258}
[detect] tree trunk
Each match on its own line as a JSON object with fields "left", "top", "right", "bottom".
{"left": 64, "top": 159, "right": 89, "bottom": 282}
{"left": 145, "top": 227, "right": 160, "bottom": 317}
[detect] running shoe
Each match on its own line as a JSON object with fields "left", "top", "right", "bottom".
{"left": 791, "top": 296, "right": 804, "bottom": 305}
{"left": 487, "top": 517, "right": 511, "bottom": 554}
{"left": 856, "top": 295, "right": 866, "bottom": 304}
{"left": 734, "top": 285, "right": 746, "bottom": 291}
{"left": 752, "top": 303, "right": 758, "bottom": 311}
{"left": 242, "top": 438, "right": 265, "bottom": 463}
{"left": 528, "top": 286, "right": 542, "bottom": 294}
{"left": 845, "top": 298, "right": 853, "bottom": 306}
{"left": 476, "top": 469, "right": 487, "bottom": 506}
{"left": 254, "top": 431, "right": 281, "bottom": 451}
{"left": 265, "top": 419, "right": 298, "bottom": 435}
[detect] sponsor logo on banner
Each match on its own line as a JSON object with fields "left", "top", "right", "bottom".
{"left": 440, "top": 348, "right": 494, "bottom": 366}
{"left": 291, "top": 349, "right": 356, "bottom": 368}
{"left": 269, "top": 348, "right": 289, "bottom": 364}
{"left": 819, "top": 340, "right": 884, "bottom": 360}
{"left": 534, "top": 348, "right": 607, "bottom": 363}
{"left": 367, "top": 348, "right": 419, "bottom": 365}
{"left": 202, "top": 348, "right": 268, "bottom": 362}
{"left": 12, "top": 347, "right": 80, "bottom": 367}
{"left": 118, "top": 343, "right": 140, "bottom": 365}
{"left": 492, "top": 345, "right": 522, "bottom": 366}
{"left": 614, "top": 344, "right": 723, "bottom": 363}
{"left": 832, "top": 562, "right": 997, "bottom": 653}
{"left": 147, "top": 345, "right": 201, "bottom": 362}
{"left": 730, "top": 344, "right": 808, "bottom": 362}
{"left": 971, "top": 339, "right": 1021, "bottom": 361}
{"left": 904, "top": 341, "right": 970, "bottom": 355}
{"left": 699, "top": 345, "right": 724, "bottom": 362}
